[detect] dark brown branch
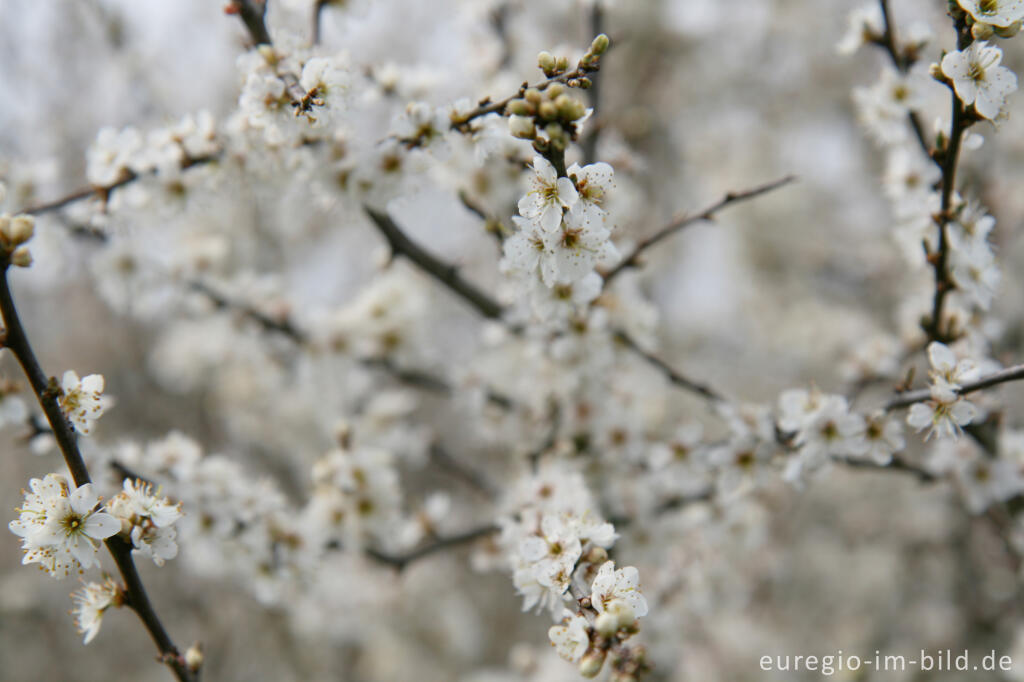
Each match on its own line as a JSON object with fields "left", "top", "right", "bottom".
{"left": 229, "top": 0, "right": 272, "bottom": 46}
{"left": 836, "top": 455, "right": 936, "bottom": 482}
{"left": 602, "top": 175, "right": 796, "bottom": 285}
{"left": 20, "top": 154, "right": 218, "bottom": 218}
{"left": 612, "top": 329, "right": 725, "bottom": 403}
{"left": 364, "top": 206, "right": 505, "bottom": 320}
{"left": 449, "top": 67, "right": 599, "bottom": 132}
{"left": 579, "top": 5, "right": 606, "bottom": 166}
{"left": 925, "top": 89, "right": 969, "bottom": 343}
{"left": 365, "top": 524, "right": 499, "bottom": 571}
{"left": 876, "top": 0, "right": 933, "bottom": 160}
{"left": 885, "top": 363, "right": 1024, "bottom": 410}
{"left": 190, "top": 280, "right": 309, "bottom": 344}
{"left": 191, "top": 279, "right": 515, "bottom": 409}
{"left": 0, "top": 265, "right": 195, "bottom": 682}
{"left": 364, "top": 206, "right": 724, "bottom": 403}
{"left": 429, "top": 443, "right": 497, "bottom": 497}
{"left": 312, "top": 0, "right": 329, "bottom": 44}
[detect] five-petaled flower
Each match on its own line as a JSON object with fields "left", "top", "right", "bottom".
{"left": 9, "top": 474, "right": 121, "bottom": 578}
{"left": 58, "top": 371, "right": 109, "bottom": 435}
{"left": 941, "top": 41, "right": 1018, "bottom": 120}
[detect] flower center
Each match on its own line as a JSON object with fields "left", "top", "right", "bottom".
{"left": 968, "top": 61, "right": 987, "bottom": 83}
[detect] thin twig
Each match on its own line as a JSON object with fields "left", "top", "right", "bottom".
{"left": 190, "top": 280, "right": 309, "bottom": 344}
{"left": 602, "top": 175, "right": 796, "bottom": 285}
{"left": 579, "top": 4, "right": 605, "bottom": 166}
{"left": 885, "top": 363, "right": 1024, "bottom": 410}
{"left": 364, "top": 206, "right": 505, "bottom": 320}
{"left": 448, "top": 64, "right": 601, "bottom": 132}
{"left": 365, "top": 524, "right": 499, "bottom": 571}
{"left": 875, "top": 0, "right": 933, "bottom": 160}
{"left": 836, "top": 455, "right": 937, "bottom": 482}
{"left": 428, "top": 443, "right": 497, "bottom": 497}
{"left": 364, "top": 206, "right": 725, "bottom": 404}
{"left": 20, "top": 154, "right": 218, "bottom": 218}
{"left": 613, "top": 329, "right": 725, "bottom": 403}
{"left": 312, "top": 0, "right": 329, "bottom": 45}
{"left": 229, "top": 0, "right": 272, "bottom": 46}
{"left": 0, "top": 266, "right": 196, "bottom": 682}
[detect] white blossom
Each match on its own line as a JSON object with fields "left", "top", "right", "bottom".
{"left": 9, "top": 474, "right": 121, "bottom": 578}
{"left": 590, "top": 560, "right": 648, "bottom": 620}
{"left": 941, "top": 42, "right": 1018, "bottom": 120}
{"left": 58, "top": 371, "right": 109, "bottom": 435}
{"left": 548, "top": 610, "right": 590, "bottom": 662}
{"left": 71, "top": 578, "right": 121, "bottom": 644}
{"left": 518, "top": 156, "right": 578, "bottom": 232}
{"left": 958, "top": 0, "right": 1024, "bottom": 27}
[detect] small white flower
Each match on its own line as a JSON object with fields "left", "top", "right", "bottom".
{"left": 927, "top": 342, "right": 979, "bottom": 390}
{"left": 58, "top": 371, "right": 109, "bottom": 435}
{"left": 9, "top": 474, "right": 121, "bottom": 578}
{"left": 106, "top": 479, "right": 183, "bottom": 567}
{"left": 519, "top": 513, "right": 583, "bottom": 594}
{"left": 518, "top": 156, "right": 579, "bottom": 232}
{"left": 836, "top": 4, "right": 883, "bottom": 55}
{"left": 958, "top": 0, "right": 1024, "bottom": 27}
{"left": 71, "top": 577, "right": 121, "bottom": 644}
{"left": 941, "top": 42, "right": 1017, "bottom": 120}
{"left": 950, "top": 239, "right": 1000, "bottom": 310}
{"left": 567, "top": 161, "right": 614, "bottom": 228}
{"left": 548, "top": 610, "right": 590, "bottom": 662}
{"left": 907, "top": 397, "right": 977, "bottom": 440}
{"left": 589, "top": 560, "right": 648, "bottom": 620}
{"left": 860, "top": 412, "right": 906, "bottom": 465}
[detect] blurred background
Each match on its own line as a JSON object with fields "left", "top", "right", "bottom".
{"left": 3, "top": 0, "right": 1024, "bottom": 680}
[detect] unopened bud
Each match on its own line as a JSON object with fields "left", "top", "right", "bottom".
{"left": 928, "top": 62, "right": 944, "bottom": 81}
{"left": 508, "top": 115, "right": 536, "bottom": 139}
{"left": 185, "top": 643, "right": 204, "bottom": 672}
{"left": 995, "top": 20, "right": 1022, "bottom": 37}
{"left": 555, "top": 94, "right": 586, "bottom": 121}
{"left": 590, "top": 33, "right": 610, "bottom": 56}
{"left": 556, "top": 56, "right": 570, "bottom": 72}
{"left": 524, "top": 88, "right": 543, "bottom": 105}
{"left": 257, "top": 44, "right": 278, "bottom": 65}
{"left": 506, "top": 99, "right": 531, "bottom": 116}
{"left": 545, "top": 122, "right": 567, "bottom": 149}
{"left": 10, "top": 246, "right": 32, "bottom": 268}
{"left": 546, "top": 83, "right": 566, "bottom": 99}
{"left": 6, "top": 215, "right": 35, "bottom": 246}
{"left": 606, "top": 599, "right": 636, "bottom": 629}
{"left": 579, "top": 650, "right": 607, "bottom": 678}
{"left": 538, "top": 51, "right": 557, "bottom": 74}
{"left": 538, "top": 101, "right": 557, "bottom": 121}
{"left": 972, "top": 21, "right": 995, "bottom": 40}
{"left": 585, "top": 546, "right": 608, "bottom": 565}
{"left": 595, "top": 612, "right": 618, "bottom": 637}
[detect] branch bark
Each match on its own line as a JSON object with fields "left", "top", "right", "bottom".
{"left": 0, "top": 265, "right": 196, "bottom": 682}
{"left": 602, "top": 175, "right": 796, "bottom": 285}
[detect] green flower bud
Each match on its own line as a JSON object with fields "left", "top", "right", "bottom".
{"left": 590, "top": 33, "right": 610, "bottom": 56}
{"left": 506, "top": 98, "right": 531, "bottom": 116}
{"left": 579, "top": 651, "right": 607, "bottom": 678}
{"left": 538, "top": 50, "right": 557, "bottom": 74}
{"left": 995, "top": 20, "right": 1022, "bottom": 37}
